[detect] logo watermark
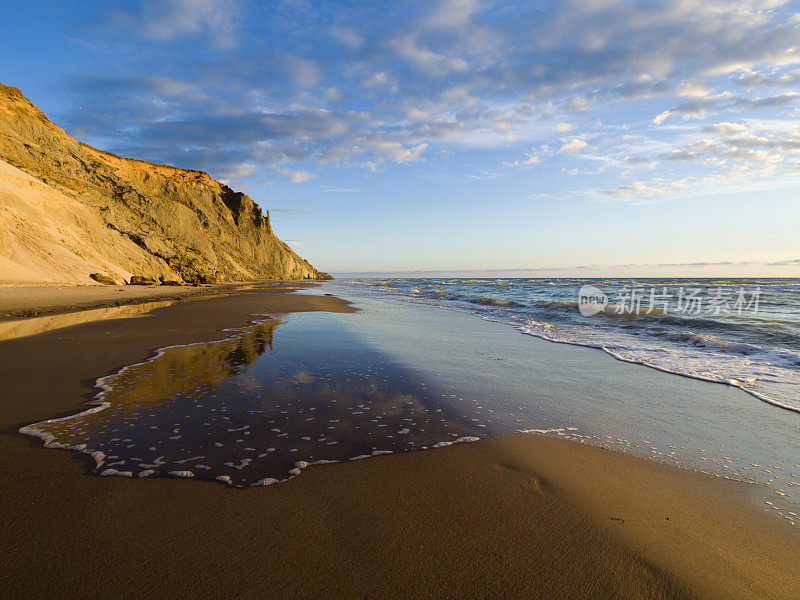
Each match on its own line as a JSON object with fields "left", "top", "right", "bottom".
{"left": 578, "top": 285, "right": 608, "bottom": 316}
{"left": 577, "top": 285, "right": 761, "bottom": 317}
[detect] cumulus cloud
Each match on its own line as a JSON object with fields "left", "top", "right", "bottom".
{"left": 502, "top": 152, "right": 541, "bottom": 168}
{"left": 603, "top": 181, "right": 669, "bottom": 200}
{"left": 676, "top": 80, "right": 712, "bottom": 98}
{"left": 564, "top": 97, "right": 588, "bottom": 113}
{"left": 665, "top": 149, "right": 699, "bottom": 162}
{"left": 559, "top": 139, "right": 590, "bottom": 154}
{"left": 689, "top": 121, "right": 800, "bottom": 163}
{"left": 598, "top": 114, "right": 800, "bottom": 201}
{"left": 653, "top": 91, "right": 734, "bottom": 125}
{"left": 388, "top": 34, "right": 469, "bottom": 76}
{"left": 362, "top": 72, "right": 394, "bottom": 90}
{"left": 330, "top": 26, "right": 363, "bottom": 49}
{"left": 734, "top": 68, "right": 800, "bottom": 88}
{"left": 275, "top": 167, "right": 316, "bottom": 183}
{"left": 654, "top": 89, "right": 799, "bottom": 125}
{"left": 364, "top": 140, "right": 429, "bottom": 163}
{"left": 598, "top": 155, "right": 789, "bottom": 203}
{"left": 218, "top": 162, "right": 257, "bottom": 184}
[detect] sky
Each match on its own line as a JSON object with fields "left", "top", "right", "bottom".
{"left": 1, "top": 0, "right": 799, "bottom": 277}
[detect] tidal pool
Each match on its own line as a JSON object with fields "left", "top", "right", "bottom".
{"left": 21, "top": 312, "right": 524, "bottom": 486}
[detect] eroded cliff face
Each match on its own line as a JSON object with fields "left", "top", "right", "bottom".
{"left": 0, "top": 84, "right": 330, "bottom": 284}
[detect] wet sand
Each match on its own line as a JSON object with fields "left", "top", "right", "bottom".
{"left": 1, "top": 285, "right": 798, "bottom": 599}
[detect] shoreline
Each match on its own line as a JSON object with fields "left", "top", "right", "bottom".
{"left": 341, "top": 278, "right": 800, "bottom": 418}
{"left": 1, "top": 286, "right": 798, "bottom": 599}
{"left": 0, "top": 281, "right": 323, "bottom": 320}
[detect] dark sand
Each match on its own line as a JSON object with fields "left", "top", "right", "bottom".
{"left": 1, "top": 285, "right": 798, "bottom": 599}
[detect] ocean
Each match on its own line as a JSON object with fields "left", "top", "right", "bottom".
{"left": 333, "top": 278, "right": 800, "bottom": 413}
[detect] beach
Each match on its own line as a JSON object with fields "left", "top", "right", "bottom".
{"left": 1, "top": 284, "right": 798, "bottom": 599}
{"left": 5, "top": 3, "right": 800, "bottom": 597}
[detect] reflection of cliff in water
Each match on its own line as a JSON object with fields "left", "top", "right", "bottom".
{"left": 0, "top": 300, "right": 178, "bottom": 341}
{"left": 20, "top": 318, "right": 280, "bottom": 478}
{"left": 103, "top": 318, "right": 277, "bottom": 411}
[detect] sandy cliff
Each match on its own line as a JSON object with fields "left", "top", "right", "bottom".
{"left": 0, "top": 84, "right": 329, "bottom": 284}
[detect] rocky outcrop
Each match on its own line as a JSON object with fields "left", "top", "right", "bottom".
{"left": 90, "top": 273, "right": 119, "bottom": 286}
{"left": 0, "top": 84, "right": 329, "bottom": 284}
{"left": 129, "top": 276, "right": 157, "bottom": 286}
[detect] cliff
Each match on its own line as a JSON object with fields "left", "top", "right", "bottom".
{"left": 0, "top": 84, "right": 330, "bottom": 284}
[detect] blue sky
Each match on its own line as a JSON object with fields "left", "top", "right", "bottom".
{"left": 2, "top": 0, "right": 800, "bottom": 276}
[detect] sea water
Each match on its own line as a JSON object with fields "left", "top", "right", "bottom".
{"left": 333, "top": 278, "right": 800, "bottom": 412}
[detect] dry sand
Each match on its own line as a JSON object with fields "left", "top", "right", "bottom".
{"left": 0, "top": 282, "right": 254, "bottom": 318}
{"left": 1, "top": 285, "right": 798, "bottom": 599}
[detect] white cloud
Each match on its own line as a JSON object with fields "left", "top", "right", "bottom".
{"left": 424, "top": 0, "right": 480, "bottom": 30}
{"left": 362, "top": 72, "right": 392, "bottom": 88}
{"left": 665, "top": 149, "right": 699, "bottom": 162}
{"left": 565, "top": 97, "right": 588, "bottom": 112}
{"left": 276, "top": 167, "right": 316, "bottom": 183}
{"left": 559, "top": 139, "right": 589, "bottom": 154}
{"left": 603, "top": 181, "right": 668, "bottom": 200}
{"left": 218, "top": 162, "right": 256, "bottom": 183}
{"left": 734, "top": 68, "right": 800, "bottom": 88}
{"left": 406, "top": 107, "right": 430, "bottom": 121}
{"left": 596, "top": 116, "right": 800, "bottom": 201}
{"left": 365, "top": 140, "right": 429, "bottom": 163}
{"left": 503, "top": 153, "right": 541, "bottom": 168}
{"left": 330, "top": 26, "right": 363, "bottom": 49}
{"left": 118, "top": 0, "right": 240, "bottom": 49}
{"left": 389, "top": 35, "right": 469, "bottom": 76}
{"left": 689, "top": 120, "right": 800, "bottom": 163}
{"left": 653, "top": 91, "right": 734, "bottom": 125}
{"left": 553, "top": 122, "right": 574, "bottom": 132}
{"left": 653, "top": 87, "right": 800, "bottom": 125}
{"left": 676, "top": 80, "right": 712, "bottom": 98}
